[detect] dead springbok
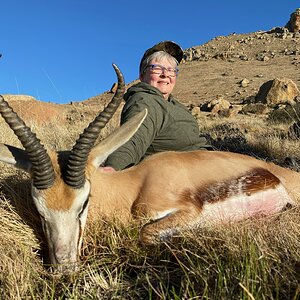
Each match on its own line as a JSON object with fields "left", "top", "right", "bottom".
{"left": 0, "top": 64, "right": 299, "bottom": 273}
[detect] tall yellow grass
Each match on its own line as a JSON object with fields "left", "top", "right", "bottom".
{"left": 0, "top": 110, "right": 299, "bottom": 299}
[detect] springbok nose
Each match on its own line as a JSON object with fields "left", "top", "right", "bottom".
{"left": 53, "top": 244, "right": 77, "bottom": 264}
{"left": 51, "top": 261, "right": 78, "bottom": 274}
{"left": 51, "top": 247, "right": 78, "bottom": 273}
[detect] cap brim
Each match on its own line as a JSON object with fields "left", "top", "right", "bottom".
{"left": 141, "top": 41, "right": 183, "bottom": 64}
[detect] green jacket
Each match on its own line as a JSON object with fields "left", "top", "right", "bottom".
{"left": 105, "top": 82, "right": 211, "bottom": 170}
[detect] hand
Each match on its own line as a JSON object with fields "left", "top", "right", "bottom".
{"left": 100, "top": 166, "right": 116, "bottom": 173}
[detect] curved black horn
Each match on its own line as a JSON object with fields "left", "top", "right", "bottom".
{"left": 64, "top": 64, "right": 125, "bottom": 188}
{"left": 0, "top": 95, "right": 55, "bottom": 189}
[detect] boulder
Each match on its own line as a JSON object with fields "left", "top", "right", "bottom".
{"left": 218, "top": 105, "right": 242, "bottom": 118}
{"left": 240, "top": 78, "right": 250, "bottom": 87}
{"left": 191, "top": 106, "right": 201, "bottom": 116}
{"left": 206, "top": 97, "right": 231, "bottom": 114}
{"left": 285, "top": 8, "right": 300, "bottom": 32}
{"left": 255, "top": 78, "right": 300, "bottom": 105}
{"left": 200, "top": 97, "right": 242, "bottom": 118}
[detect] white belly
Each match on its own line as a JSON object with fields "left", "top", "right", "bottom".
{"left": 199, "top": 184, "right": 293, "bottom": 224}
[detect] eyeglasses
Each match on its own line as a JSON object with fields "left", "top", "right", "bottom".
{"left": 147, "top": 64, "right": 179, "bottom": 77}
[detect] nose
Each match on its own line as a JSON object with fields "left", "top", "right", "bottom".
{"left": 50, "top": 247, "right": 79, "bottom": 274}
{"left": 54, "top": 244, "right": 78, "bottom": 263}
{"left": 160, "top": 68, "right": 169, "bottom": 77}
{"left": 50, "top": 261, "right": 79, "bottom": 274}
{"left": 160, "top": 68, "right": 174, "bottom": 78}
{"left": 49, "top": 242, "right": 78, "bottom": 264}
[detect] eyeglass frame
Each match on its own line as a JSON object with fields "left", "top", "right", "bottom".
{"left": 146, "top": 64, "right": 179, "bottom": 77}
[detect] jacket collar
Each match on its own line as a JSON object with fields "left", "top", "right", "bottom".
{"left": 125, "top": 82, "right": 175, "bottom": 103}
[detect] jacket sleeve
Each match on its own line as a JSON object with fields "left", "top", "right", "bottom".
{"left": 105, "top": 94, "right": 165, "bottom": 170}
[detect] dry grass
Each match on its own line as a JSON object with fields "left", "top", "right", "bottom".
{"left": 0, "top": 112, "right": 299, "bottom": 299}
{"left": 0, "top": 198, "right": 42, "bottom": 299}
{"left": 200, "top": 114, "right": 300, "bottom": 165}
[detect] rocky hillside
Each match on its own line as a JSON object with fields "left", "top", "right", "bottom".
{"left": 175, "top": 27, "right": 300, "bottom": 104}
{"left": 2, "top": 9, "right": 300, "bottom": 129}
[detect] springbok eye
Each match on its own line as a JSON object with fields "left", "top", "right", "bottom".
{"left": 78, "top": 199, "right": 89, "bottom": 219}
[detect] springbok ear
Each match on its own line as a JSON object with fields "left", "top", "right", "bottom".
{"left": 89, "top": 109, "right": 148, "bottom": 168}
{"left": 0, "top": 144, "right": 32, "bottom": 173}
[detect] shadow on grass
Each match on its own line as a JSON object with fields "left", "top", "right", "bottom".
{"left": 0, "top": 174, "right": 50, "bottom": 267}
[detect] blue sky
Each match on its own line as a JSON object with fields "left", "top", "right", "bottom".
{"left": 1, "top": 1, "right": 298, "bottom": 104}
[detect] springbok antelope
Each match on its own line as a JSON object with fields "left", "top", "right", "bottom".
{"left": 0, "top": 64, "right": 299, "bottom": 272}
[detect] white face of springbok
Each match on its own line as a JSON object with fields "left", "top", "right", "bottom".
{"left": 31, "top": 181, "right": 91, "bottom": 269}
{"left": 0, "top": 64, "right": 147, "bottom": 273}
{"left": 30, "top": 109, "right": 146, "bottom": 273}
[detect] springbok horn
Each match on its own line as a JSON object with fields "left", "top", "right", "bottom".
{"left": 64, "top": 64, "right": 125, "bottom": 188}
{"left": 0, "top": 95, "right": 55, "bottom": 189}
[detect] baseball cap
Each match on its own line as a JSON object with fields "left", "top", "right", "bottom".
{"left": 139, "top": 41, "right": 183, "bottom": 72}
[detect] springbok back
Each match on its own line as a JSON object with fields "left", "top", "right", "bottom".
{"left": 0, "top": 65, "right": 298, "bottom": 273}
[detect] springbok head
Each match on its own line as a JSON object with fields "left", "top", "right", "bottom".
{"left": 0, "top": 64, "right": 147, "bottom": 272}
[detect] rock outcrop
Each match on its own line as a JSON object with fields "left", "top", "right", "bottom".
{"left": 286, "top": 8, "right": 300, "bottom": 32}
{"left": 255, "top": 78, "right": 300, "bottom": 105}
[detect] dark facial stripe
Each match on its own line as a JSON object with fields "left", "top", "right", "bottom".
{"left": 181, "top": 167, "right": 280, "bottom": 209}
{"left": 77, "top": 219, "right": 83, "bottom": 259}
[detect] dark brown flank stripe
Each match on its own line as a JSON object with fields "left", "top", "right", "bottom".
{"left": 181, "top": 168, "right": 280, "bottom": 209}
